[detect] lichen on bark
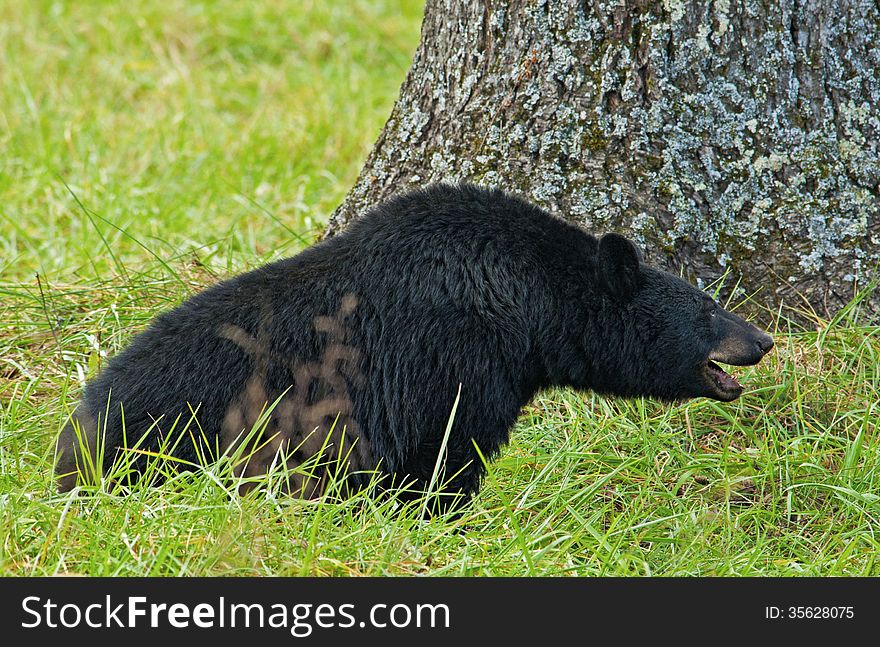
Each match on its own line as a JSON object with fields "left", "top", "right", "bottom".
{"left": 327, "top": 0, "right": 880, "bottom": 319}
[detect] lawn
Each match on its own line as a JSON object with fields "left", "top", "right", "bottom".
{"left": 1, "top": 0, "right": 878, "bottom": 576}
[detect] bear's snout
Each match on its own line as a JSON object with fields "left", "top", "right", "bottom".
{"left": 710, "top": 310, "right": 775, "bottom": 368}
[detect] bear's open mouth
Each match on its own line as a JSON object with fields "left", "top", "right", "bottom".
{"left": 704, "top": 360, "right": 743, "bottom": 400}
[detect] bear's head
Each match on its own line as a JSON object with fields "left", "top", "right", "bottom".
{"left": 596, "top": 233, "right": 774, "bottom": 402}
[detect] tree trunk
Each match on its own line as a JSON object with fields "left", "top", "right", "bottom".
{"left": 326, "top": 0, "right": 880, "bottom": 320}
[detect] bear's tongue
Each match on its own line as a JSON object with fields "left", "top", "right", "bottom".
{"left": 707, "top": 361, "right": 741, "bottom": 390}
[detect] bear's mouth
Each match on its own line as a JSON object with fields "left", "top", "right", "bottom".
{"left": 702, "top": 360, "right": 743, "bottom": 401}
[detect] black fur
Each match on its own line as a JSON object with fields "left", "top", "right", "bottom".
{"left": 55, "top": 183, "right": 773, "bottom": 508}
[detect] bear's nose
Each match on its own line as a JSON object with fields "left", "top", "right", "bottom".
{"left": 756, "top": 334, "right": 774, "bottom": 355}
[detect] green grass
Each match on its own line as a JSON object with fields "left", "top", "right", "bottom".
{"left": 2, "top": 0, "right": 879, "bottom": 576}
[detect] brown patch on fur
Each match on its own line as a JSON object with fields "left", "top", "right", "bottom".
{"left": 710, "top": 334, "right": 754, "bottom": 362}
{"left": 55, "top": 404, "right": 100, "bottom": 492}
{"left": 219, "top": 293, "right": 374, "bottom": 497}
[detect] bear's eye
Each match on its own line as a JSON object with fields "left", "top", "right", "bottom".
{"left": 702, "top": 300, "right": 717, "bottom": 317}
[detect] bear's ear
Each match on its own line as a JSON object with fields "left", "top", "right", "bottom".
{"left": 598, "top": 233, "right": 642, "bottom": 301}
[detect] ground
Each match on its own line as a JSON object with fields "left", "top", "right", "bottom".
{"left": 1, "top": 0, "right": 878, "bottom": 576}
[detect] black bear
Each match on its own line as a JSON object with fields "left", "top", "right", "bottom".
{"left": 55, "top": 183, "right": 774, "bottom": 509}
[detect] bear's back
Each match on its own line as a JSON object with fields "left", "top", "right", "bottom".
{"left": 342, "top": 183, "right": 586, "bottom": 253}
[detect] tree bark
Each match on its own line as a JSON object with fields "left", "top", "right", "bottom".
{"left": 326, "top": 0, "right": 880, "bottom": 320}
